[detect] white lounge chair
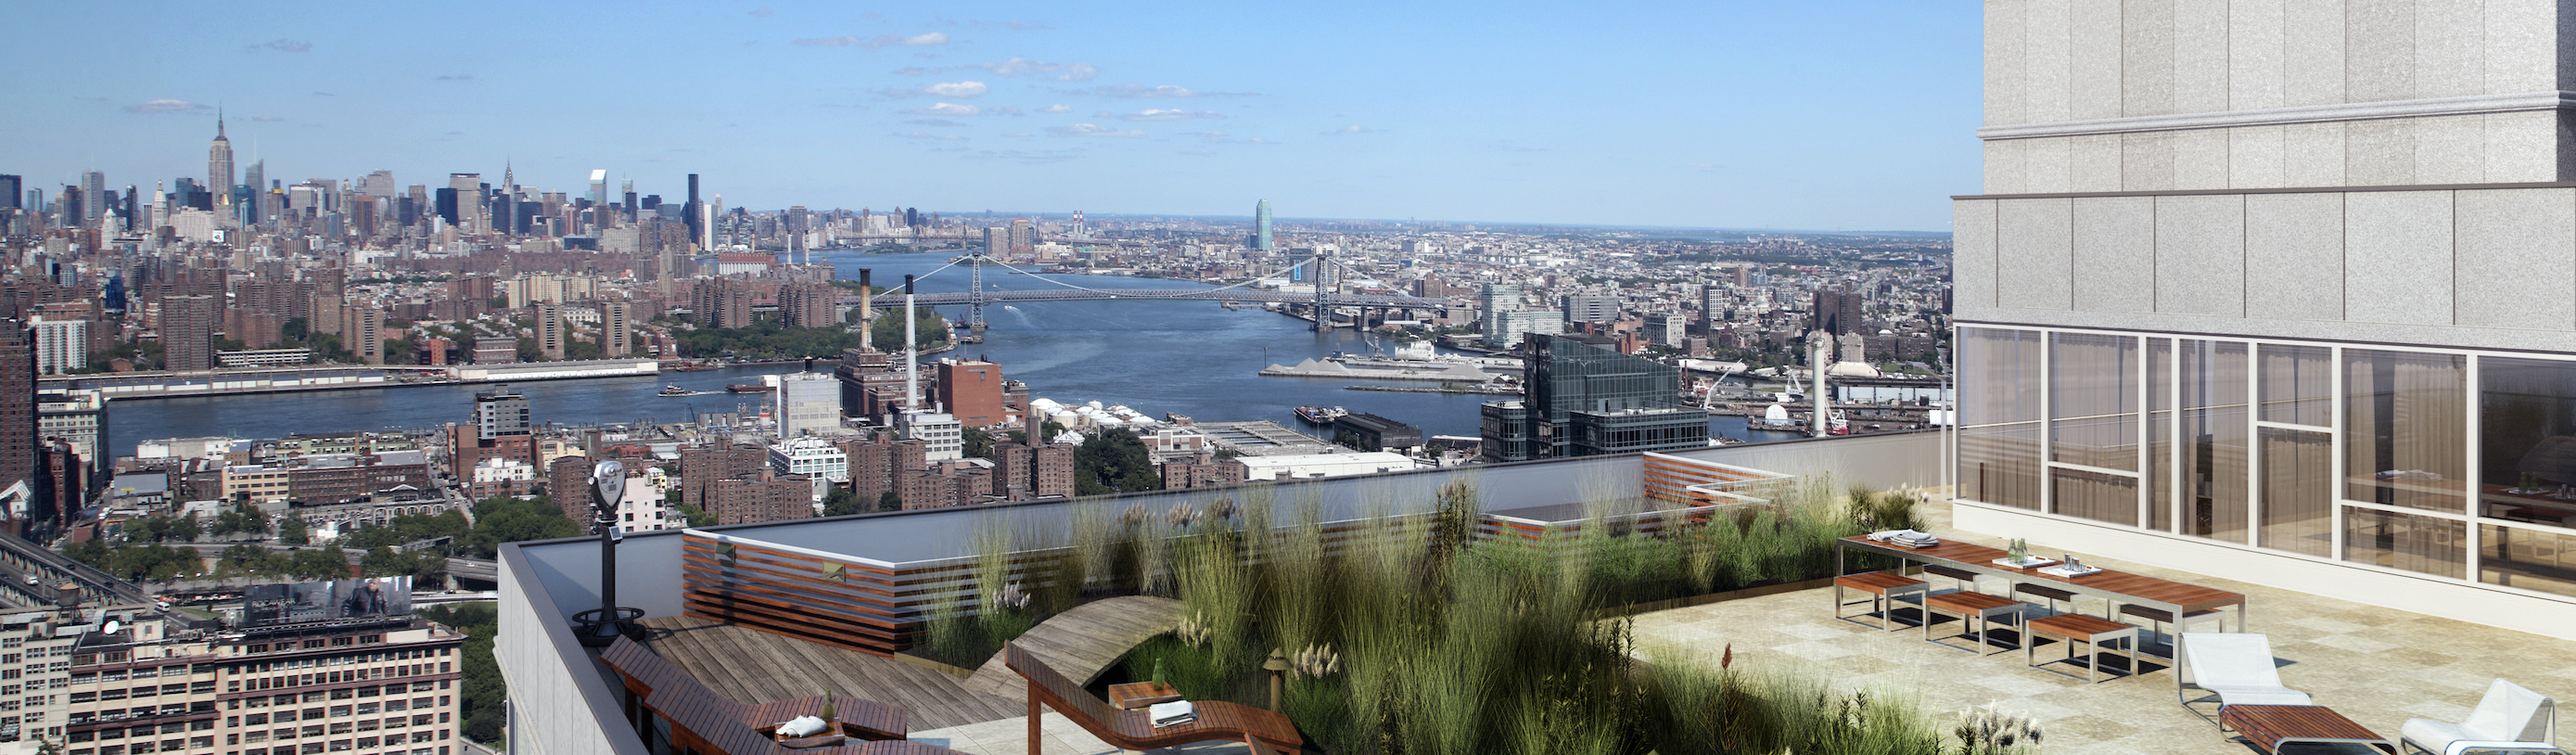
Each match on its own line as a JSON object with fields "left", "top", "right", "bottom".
{"left": 2175, "top": 633, "right": 2312, "bottom": 722}
{"left": 2401, "top": 678, "right": 2565, "bottom": 755}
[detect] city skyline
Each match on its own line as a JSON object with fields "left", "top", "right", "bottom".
{"left": 0, "top": 2, "right": 1980, "bottom": 231}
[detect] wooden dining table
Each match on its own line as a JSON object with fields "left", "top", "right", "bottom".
{"left": 1837, "top": 535, "right": 2251, "bottom": 633}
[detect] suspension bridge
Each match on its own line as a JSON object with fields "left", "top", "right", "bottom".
{"left": 843, "top": 249, "right": 1459, "bottom": 337}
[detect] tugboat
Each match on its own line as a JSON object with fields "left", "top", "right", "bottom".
{"left": 658, "top": 385, "right": 690, "bottom": 397}
{"left": 1294, "top": 405, "right": 1347, "bottom": 426}
{"left": 727, "top": 382, "right": 775, "bottom": 394}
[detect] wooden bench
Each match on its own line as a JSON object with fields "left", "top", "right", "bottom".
{"left": 2027, "top": 613, "right": 2136, "bottom": 683}
{"left": 1833, "top": 571, "right": 1928, "bottom": 630}
{"left": 1004, "top": 642, "right": 1303, "bottom": 755}
{"left": 602, "top": 635, "right": 938, "bottom": 754}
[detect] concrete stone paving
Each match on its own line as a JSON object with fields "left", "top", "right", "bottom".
{"left": 1627, "top": 502, "right": 2576, "bottom": 754}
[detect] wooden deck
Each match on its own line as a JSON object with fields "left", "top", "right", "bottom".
{"left": 636, "top": 615, "right": 1022, "bottom": 730}
{"left": 961, "top": 595, "right": 1185, "bottom": 703}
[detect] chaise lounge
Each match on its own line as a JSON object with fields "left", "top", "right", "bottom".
{"left": 2176, "top": 633, "right": 2312, "bottom": 723}
{"left": 2401, "top": 678, "right": 2566, "bottom": 755}
{"left": 1005, "top": 641, "right": 1303, "bottom": 755}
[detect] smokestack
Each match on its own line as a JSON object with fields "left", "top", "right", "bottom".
{"left": 858, "top": 269, "right": 874, "bottom": 352}
{"left": 904, "top": 275, "right": 920, "bottom": 412}
{"left": 1811, "top": 337, "right": 1829, "bottom": 437}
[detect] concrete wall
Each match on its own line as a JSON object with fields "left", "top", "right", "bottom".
{"left": 1981, "top": 0, "right": 2576, "bottom": 193}
{"left": 494, "top": 548, "right": 649, "bottom": 755}
{"left": 1956, "top": 186, "right": 2576, "bottom": 352}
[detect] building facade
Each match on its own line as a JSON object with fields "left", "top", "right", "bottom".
{"left": 1480, "top": 334, "right": 1706, "bottom": 462}
{"left": 1953, "top": 0, "right": 2576, "bottom": 639}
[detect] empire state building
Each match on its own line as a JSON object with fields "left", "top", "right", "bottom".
{"left": 208, "top": 111, "right": 233, "bottom": 209}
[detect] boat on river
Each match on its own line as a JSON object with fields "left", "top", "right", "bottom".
{"left": 658, "top": 385, "right": 691, "bottom": 397}
{"left": 1294, "top": 405, "right": 1347, "bottom": 425}
{"left": 727, "top": 382, "right": 774, "bottom": 394}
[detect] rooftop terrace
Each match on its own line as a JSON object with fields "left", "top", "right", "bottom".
{"left": 497, "top": 430, "right": 2574, "bottom": 754}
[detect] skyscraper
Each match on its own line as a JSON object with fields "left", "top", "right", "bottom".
{"left": 685, "top": 173, "right": 703, "bottom": 250}
{"left": 448, "top": 173, "right": 484, "bottom": 233}
{"left": 0, "top": 175, "right": 18, "bottom": 210}
{"left": 0, "top": 316, "right": 30, "bottom": 535}
{"left": 207, "top": 112, "right": 233, "bottom": 212}
{"left": 1252, "top": 199, "right": 1274, "bottom": 251}
{"left": 79, "top": 172, "right": 103, "bottom": 223}
{"left": 602, "top": 301, "right": 631, "bottom": 357}
{"left": 161, "top": 294, "right": 216, "bottom": 372}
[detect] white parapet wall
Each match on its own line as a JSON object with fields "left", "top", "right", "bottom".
{"left": 1952, "top": 501, "right": 2576, "bottom": 642}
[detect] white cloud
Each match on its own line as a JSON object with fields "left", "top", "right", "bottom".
{"left": 797, "top": 32, "right": 948, "bottom": 49}
{"left": 253, "top": 39, "right": 311, "bottom": 53}
{"left": 1322, "top": 125, "right": 1379, "bottom": 135}
{"left": 125, "top": 99, "right": 210, "bottom": 114}
{"left": 898, "top": 131, "right": 968, "bottom": 141}
{"left": 1039, "top": 104, "right": 1072, "bottom": 113}
{"left": 923, "top": 81, "right": 988, "bottom": 97}
{"left": 970, "top": 57, "right": 1098, "bottom": 81}
{"left": 1079, "top": 83, "right": 1250, "bottom": 98}
{"left": 253, "top": 115, "right": 285, "bottom": 122}
{"left": 1047, "top": 123, "right": 1145, "bottom": 138}
{"left": 902, "top": 102, "right": 982, "bottom": 116}
{"left": 1110, "top": 109, "right": 1223, "bottom": 122}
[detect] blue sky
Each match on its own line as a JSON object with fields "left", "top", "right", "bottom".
{"left": 1, "top": 2, "right": 1981, "bottom": 231}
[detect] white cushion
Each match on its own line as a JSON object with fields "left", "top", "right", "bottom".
{"left": 776, "top": 715, "right": 829, "bottom": 737}
{"left": 2207, "top": 686, "right": 2314, "bottom": 707}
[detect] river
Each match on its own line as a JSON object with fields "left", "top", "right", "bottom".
{"left": 103, "top": 251, "right": 1807, "bottom": 457}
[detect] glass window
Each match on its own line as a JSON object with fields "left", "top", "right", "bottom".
{"left": 2480, "top": 523, "right": 2576, "bottom": 597}
{"left": 1959, "top": 424, "right": 2041, "bottom": 510}
{"left": 2480, "top": 356, "right": 2576, "bottom": 526}
{"left": 2050, "top": 333, "right": 2139, "bottom": 470}
{"left": 2149, "top": 409, "right": 2174, "bottom": 531}
{"left": 2180, "top": 340, "right": 2250, "bottom": 544}
{"left": 2345, "top": 350, "right": 2468, "bottom": 512}
{"left": 2259, "top": 427, "right": 2332, "bottom": 557}
{"left": 2052, "top": 467, "right": 2138, "bottom": 526}
{"left": 2344, "top": 509, "right": 2464, "bottom": 579}
{"left": 1959, "top": 327, "right": 2041, "bottom": 426}
{"left": 2259, "top": 344, "right": 2333, "bottom": 427}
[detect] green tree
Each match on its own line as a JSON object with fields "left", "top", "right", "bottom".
{"left": 209, "top": 503, "right": 270, "bottom": 538}
{"left": 877, "top": 490, "right": 902, "bottom": 512}
{"left": 420, "top": 603, "right": 504, "bottom": 744}
{"left": 278, "top": 518, "right": 310, "bottom": 545}
{"left": 822, "top": 487, "right": 860, "bottom": 517}
{"left": 962, "top": 427, "right": 994, "bottom": 459}
{"left": 675, "top": 502, "right": 717, "bottom": 528}
{"left": 868, "top": 309, "right": 951, "bottom": 351}
{"left": 1075, "top": 429, "right": 1161, "bottom": 495}
{"left": 459, "top": 497, "right": 585, "bottom": 558}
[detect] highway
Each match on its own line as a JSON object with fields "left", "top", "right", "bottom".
{"left": 167, "top": 543, "right": 497, "bottom": 584}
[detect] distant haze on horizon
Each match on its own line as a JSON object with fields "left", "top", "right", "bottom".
{"left": 0, "top": 2, "right": 1980, "bottom": 232}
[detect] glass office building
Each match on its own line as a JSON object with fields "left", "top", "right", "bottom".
{"left": 1483, "top": 334, "right": 1706, "bottom": 462}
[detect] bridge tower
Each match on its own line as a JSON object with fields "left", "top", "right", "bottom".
{"left": 965, "top": 255, "right": 988, "bottom": 343}
{"left": 1310, "top": 247, "right": 1332, "bottom": 331}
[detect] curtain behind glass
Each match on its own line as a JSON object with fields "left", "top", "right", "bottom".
{"left": 2261, "top": 344, "right": 2333, "bottom": 427}
{"left": 2182, "top": 340, "right": 2250, "bottom": 543}
{"left": 2054, "top": 467, "right": 2140, "bottom": 526}
{"left": 2345, "top": 351, "right": 2468, "bottom": 513}
{"left": 2260, "top": 428, "right": 2333, "bottom": 557}
{"left": 1961, "top": 327, "right": 2041, "bottom": 426}
{"left": 2051, "top": 333, "right": 2139, "bottom": 470}
{"left": 2345, "top": 509, "right": 2464, "bottom": 579}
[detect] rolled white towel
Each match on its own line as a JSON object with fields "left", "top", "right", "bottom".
{"left": 1149, "top": 700, "right": 1196, "bottom": 726}
{"left": 776, "top": 715, "right": 829, "bottom": 738}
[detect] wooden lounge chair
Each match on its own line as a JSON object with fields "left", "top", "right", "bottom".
{"left": 601, "top": 635, "right": 945, "bottom": 754}
{"left": 1004, "top": 642, "right": 1303, "bottom": 755}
